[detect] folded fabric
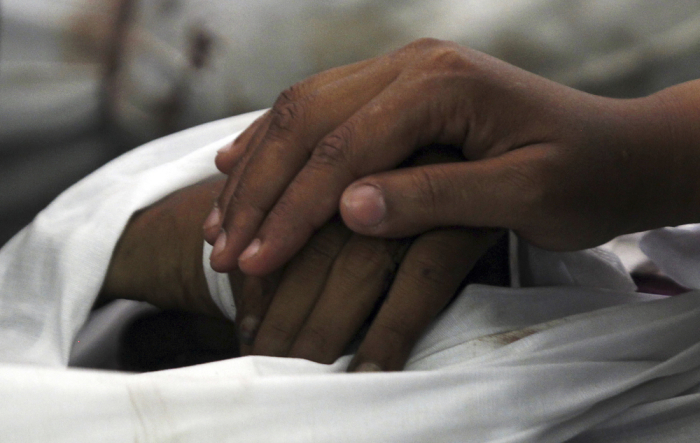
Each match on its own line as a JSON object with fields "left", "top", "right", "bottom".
{"left": 2, "top": 289, "right": 700, "bottom": 442}
{"left": 1, "top": 111, "right": 699, "bottom": 442}
{"left": 641, "top": 224, "right": 700, "bottom": 289}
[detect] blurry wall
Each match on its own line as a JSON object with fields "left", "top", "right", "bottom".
{"left": 2, "top": 0, "right": 700, "bottom": 246}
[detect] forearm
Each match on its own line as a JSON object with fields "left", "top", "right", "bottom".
{"left": 613, "top": 79, "right": 700, "bottom": 233}
{"left": 650, "top": 79, "right": 700, "bottom": 226}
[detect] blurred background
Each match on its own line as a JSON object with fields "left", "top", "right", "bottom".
{"left": 2, "top": 0, "right": 700, "bottom": 247}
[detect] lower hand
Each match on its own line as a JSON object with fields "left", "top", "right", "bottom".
{"left": 101, "top": 176, "right": 504, "bottom": 372}
{"left": 236, "top": 221, "right": 504, "bottom": 371}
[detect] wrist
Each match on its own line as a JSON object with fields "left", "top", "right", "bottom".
{"left": 613, "top": 83, "right": 700, "bottom": 232}
{"left": 100, "top": 180, "right": 227, "bottom": 318}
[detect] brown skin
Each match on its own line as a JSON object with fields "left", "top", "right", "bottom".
{"left": 206, "top": 38, "right": 700, "bottom": 278}
{"left": 101, "top": 174, "right": 502, "bottom": 372}
{"left": 243, "top": 221, "right": 502, "bottom": 371}
{"left": 233, "top": 148, "right": 504, "bottom": 371}
{"left": 100, "top": 179, "right": 225, "bottom": 317}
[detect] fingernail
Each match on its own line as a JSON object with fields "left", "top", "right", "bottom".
{"left": 354, "top": 362, "right": 382, "bottom": 372}
{"left": 212, "top": 230, "right": 227, "bottom": 258}
{"left": 239, "top": 238, "right": 261, "bottom": 263}
{"left": 217, "top": 141, "right": 234, "bottom": 156}
{"left": 239, "top": 316, "right": 260, "bottom": 345}
{"left": 342, "top": 184, "right": 386, "bottom": 227}
{"left": 218, "top": 137, "right": 244, "bottom": 156}
{"left": 203, "top": 206, "right": 221, "bottom": 231}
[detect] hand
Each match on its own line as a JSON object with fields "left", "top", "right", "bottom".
{"left": 206, "top": 38, "right": 699, "bottom": 276}
{"left": 235, "top": 220, "right": 504, "bottom": 372}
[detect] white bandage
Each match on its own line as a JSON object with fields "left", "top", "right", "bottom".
{"left": 202, "top": 240, "right": 237, "bottom": 321}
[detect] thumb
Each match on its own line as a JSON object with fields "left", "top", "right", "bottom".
{"left": 340, "top": 147, "right": 549, "bottom": 237}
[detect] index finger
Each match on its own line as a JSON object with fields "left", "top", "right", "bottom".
{"left": 348, "top": 228, "right": 505, "bottom": 372}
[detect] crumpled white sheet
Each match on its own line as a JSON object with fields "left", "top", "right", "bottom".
{"left": 1, "top": 111, "right": 700, "bottom": 442}
{"left": 641, "top": 225, "right": 700, "bottom": 289}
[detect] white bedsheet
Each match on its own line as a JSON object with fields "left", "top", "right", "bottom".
{"left": 0, "top": 111, "right": 699, "bottom": 442}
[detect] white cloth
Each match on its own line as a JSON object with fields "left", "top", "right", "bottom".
{"left": 0, "top": 111, "right": 256, "bottom": 366}
{"left": 203, "top": 241, "right": 237, "bottom": 321}
{"left": 640, "top": 224, "right": 700, "bottom": 289}
{"left": 1, "top": 111, "right": 700, "bottom": 442}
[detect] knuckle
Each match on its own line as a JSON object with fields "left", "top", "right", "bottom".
{"left": 405, "top": 37, "right": 447, "bottom": 53}
{"left": 266, "top": 195, "right": 296, "bottom": 221}
{"left": 270, "top": 86, "right": 306, "bottom": 135}
{"left": 273, "top": 83, "right": 303, "bottom": 108}
{"left": 294, "top": 325, "right": 330, "bottom": 359}
{"left": 371, "top": 315, "right": 414, "bottom": 349}
{"left": 312, "top": 129, "right": 352, "bottom": 168}
{"left": 311, "top": 121, "right": 357, "bottom": 172}
{"left": 406, "top": 255, "right": 454, "bottom": 287}
{"left": 424, "top": 44, "right": 474, "bottom": 74}
{"left": 267, "top": 196, "right": 318, "bottom": 238}
{"left": 266, "top": 321, "right": 294, "bottom": 339}
{"left": 335, "top": 246, "right": 396, "bottom": 295}
{"left": 505, "top": 161, "right": 540, "bottom": 193}
{"left": 304, "top": 240, "right": 340, "bottom": 262}
{"left": 229, "top": 179, "right": 268, "bottom": 217}
{"left": 403, "top": 38, "right": 472, "bottom": 70}
{"left": 255, "top": 322, "right": 294, "bottom": 353}
{"left": 344, "top": 238, "right": 395, "bottom": 272}
{"left": 303, "top": 229, "right": 347, "bottom": 262}
{"left": 411, "top": 167, "right": 449, "bottom": 214}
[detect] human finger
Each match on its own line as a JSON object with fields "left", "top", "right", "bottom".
{"left": 203, "top": 115, "right": 273, "bottom": 244}
{"left": 233, "top": 274, "right": 279, "bottom": 355}
{"left": 285, "top": 235, "right": 410, "bottom": 364}
{"left": 348, "top": 228, "right": 505, "bottom": 372}
{"left": 250, "top": 221, "right": 351, "bottom": 357}
{"left": 215, "top": 111, "right": 271, "bottom": 174}
{"left": 340, "top": 146, "right": 554, "bottom": 241}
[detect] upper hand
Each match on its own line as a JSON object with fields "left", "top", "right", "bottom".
{"left": 206, "top": 38, "right": 683, "bottom": 275}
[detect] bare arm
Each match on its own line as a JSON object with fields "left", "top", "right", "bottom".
{"left": 205, "top": 39, "right": 700, "bottom": 277}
